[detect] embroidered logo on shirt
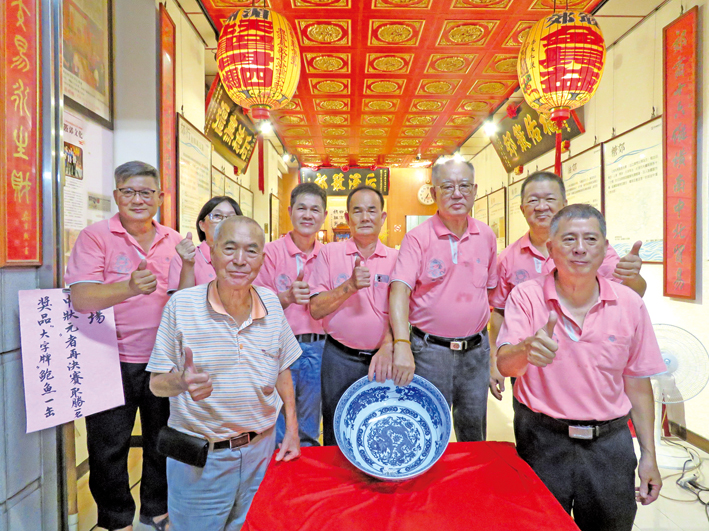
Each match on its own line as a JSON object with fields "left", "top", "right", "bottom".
{"left": 335, "top": 273, "right": 349, "bottom": 288}
{"left": 608, "top": 335, "right": 616, "bottom": 342}
{"left": 114, "top": 253, "right": 132, "bottom": 274}
{"left": 276, "top": 274, "right": 291, "bottom": 293}
{"left": 513, "top": 269, "right": 530, "bottom": 284}
{"left": 428, "top": 258, "right": 446, "bottom": 280}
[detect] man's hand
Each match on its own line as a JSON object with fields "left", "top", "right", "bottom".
{"left": 525, "top": 311, "right": 559, "bottom": 368}
{"left": 368, "top": 342, "right": 393, "bottom": 383}
{"left": 176, "top": 231, "right": 196, "bottom": 264}
{"left": 129, "top": 259, "right": 157, "bottom": 296}
{"left": 489, "top": 364, "right": 505, "bottom": 400}
{"left": 392, "top": 342, "right": 415, "bottom": 386}
{"left": 182, "top": 346, "right": 213, "bottom": 401}
{"left": 614, "top": 241, "right": 643, "bottom": 282}
{"left": 349, "top": 256, "right": 370, "bottom": 290}
{"left": 285, "top": 269, "right": 310, "bottom": 306}
{"left": 275, "top": 427, "right": 301, "bottom": 462}
{"left": 636, "top": 454, "right": 662, "bottom": 505}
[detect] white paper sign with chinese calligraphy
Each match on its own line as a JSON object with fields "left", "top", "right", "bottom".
{"left": 19, "top": 289, "right": 124, "bottom": 433}
{"left": 562, "top": 146, "right": 603, "bottom": 212}
{"left": 603, "top": 118, "right": 663, "bottom": 262}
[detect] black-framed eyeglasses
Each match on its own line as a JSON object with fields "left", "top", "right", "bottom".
{"left": 436, "top": 182, "right": 475, "bottom": 197}
{"left": 117, "top": 188, "right": 156, "bottom": 200}
{"left": 207, "top": 212, "right": 237, "bottom": 223}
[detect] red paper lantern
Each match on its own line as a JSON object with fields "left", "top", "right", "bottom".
{"left": 518, "top": 11, "right": 606, "bottom": 174}
{"left": 217, "top": 8, "right": 301, "bottom": 120}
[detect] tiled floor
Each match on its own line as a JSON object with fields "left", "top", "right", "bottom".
{"left": 76, "top": 390, "right": 709, "bottom": 530}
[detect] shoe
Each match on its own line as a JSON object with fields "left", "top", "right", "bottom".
{"left": 139, "top": 514, "right": 170, "bottom": 531}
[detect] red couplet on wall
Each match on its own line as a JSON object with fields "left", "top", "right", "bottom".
{"left": 663, "top": 6, "right": 698, "bottom": 299}
{"left": 0, "top": 0, "right": 43, "bottom": 267}
{"left": 159, "top": 4, "right": 177, "bottom": 230}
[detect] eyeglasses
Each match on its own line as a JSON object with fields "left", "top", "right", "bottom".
{"left": 436, "top": 182, "right": 475, "bottom": 197}
{"left": 207, "top": 212, "right": 237, "bottom": 223}
{"left": 117, "top": 188, "right": 156, "bottom": 200}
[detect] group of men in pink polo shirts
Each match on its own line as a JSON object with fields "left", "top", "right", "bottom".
{"left": 64, "top": 157, "right": 664, "bottom": 531}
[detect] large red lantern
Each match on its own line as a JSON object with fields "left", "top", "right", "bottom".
{"left": 217, "top": 8, "right": 301, "bottom": 120}
{"left": 518, "top": 11, "right": 606, "bottom": 174}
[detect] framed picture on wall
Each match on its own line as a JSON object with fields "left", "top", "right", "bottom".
{"left": 239, "top": 185, "right": 254, "bottom": 219}
{"left": 62, "top": 0, "right": 114, "bottom": 128}
{"left": 269, "top": 194, "right": 280, "bottom": 242}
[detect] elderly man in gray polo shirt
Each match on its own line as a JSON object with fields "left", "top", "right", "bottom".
{"left": 148, "top": 216, "right": 301, "bottom": 531}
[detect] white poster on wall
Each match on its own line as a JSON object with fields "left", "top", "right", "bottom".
{"left": 507, "top": 180, "right": 526, "bottom": 246}
{"left": 473, "top": 196, "right": 488, "bottom": 226}
{"left": 603, "top": 118, "right": 663, "bottom": 262}
{"left": 562, "top": 146, "right": 603, "bottom": 212}
{"left": 488, "top": 188, "right": 506, "bottom": 254}
{"left": 178, "top": 115, "right": 212, "bottom": 237}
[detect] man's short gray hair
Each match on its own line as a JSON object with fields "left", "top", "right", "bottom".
{"left": 431, "top": 158, "right": 475, "bottom": 183}
{"left": 213, "top": 216, "right": 265, "bottom": 248}
{"left": 114, "top": 161, "right": 161, "bottom": 188}
{"left": 550, "top": 204, "right": 606, "bottom": 238}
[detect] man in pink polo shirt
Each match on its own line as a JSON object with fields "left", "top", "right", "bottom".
{"left": 390, "top": 158, "right": 498, "bottom": 442}
{"left": 488, "top": 171, "right": 646, "bottom": 399}
{"left": 309, "top": 186, "right": 398, "bottom": 446}
{"left": 497, "top": 204, "right": 665, "bottom": 531}
{"left": 65, "top": 161, "right": 185, "bottom": 531}
{"left": 254, "top": 182, "right": 328, "bottom": 447}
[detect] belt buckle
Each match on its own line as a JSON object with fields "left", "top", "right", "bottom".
{"left": 229, "top": 433, "right": 250, "bottom": 449}
{"left": 568, "top": 425, "right": 597, "bottom": 440}
{"left": 450, "top": 340, "right": 466, "bottom": 351}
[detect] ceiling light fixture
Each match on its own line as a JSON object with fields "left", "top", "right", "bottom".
{"left": 259, "top": 121, "right": 273, "bottom": 134}
{"left": 483, "top": 121, "right": 498, "bottom": 136}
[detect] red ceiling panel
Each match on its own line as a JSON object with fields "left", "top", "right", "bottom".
{"left": 200, "top": 0, "right": 603, "bottom": 168}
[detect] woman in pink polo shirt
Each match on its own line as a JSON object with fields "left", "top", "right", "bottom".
{"left": 168, "top": 196, "right": 241, "bottom": 291}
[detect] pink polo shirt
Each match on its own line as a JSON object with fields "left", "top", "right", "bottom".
{"left": 392, "top": 213, "right": 498, "bottom": 338}
{"left": 309, "top": 239, "right": 398, "bottom": 350}
{"left": 497, "top": 273, "right": 666, "bottom": 421}
{"left": 489, "top": 232, "right": 621, "bottom": 309}
{"left": 167, "top": 240, "right": 216, "bottom": 292}
{"left": 64, "top": 214, "right": 183, "bottom": 364}
{"left": 254, "top": 232, "right": 325, "bottom": 336}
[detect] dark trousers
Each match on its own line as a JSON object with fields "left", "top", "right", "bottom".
{"left": 321, "top": 337, "right": 373, "bottom": 447}
{"left": 411, "top": 330, "right": 490, "bottom": 442}
{"left": 514, "top": 401, "right": 638, "bottom": 531}
{"left": 85, "top": 362, "right": 169, "bottom": 529}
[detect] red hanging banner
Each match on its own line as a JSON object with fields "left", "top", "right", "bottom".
{"left": 663, "top": 6, "right": 697, "bottom": 299}
{"left": 159, "top": 4, "right": 177, "bottom": 229}
{"left": 0, "top": 0, "right": 42, "bottom": 267}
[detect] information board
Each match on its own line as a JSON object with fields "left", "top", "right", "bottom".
{"left": 562, "top": 146, "right": 603, "bottom": 212}
{"left": 507, "top": 180, "right": 526, "bottom": 246}
{"left": 473, "top": 196, "right": 488, "bottom": 226}
{"left": 178, "top": 115, "right": 212, "bottom": 237}
{"left": 488, "top": 188, "right": 506, "bottom": 254}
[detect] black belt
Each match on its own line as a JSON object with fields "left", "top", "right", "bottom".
{"left": 295, "top": 333, "right": 326, "bottom": 343}
{"left": 212, "top": 431, "right": 259, "bottom": 450}
{"left": 518, "top": 402, "right": 630, "bottom": 440}
{"left": 412, "top": 326, "right": 486, "bottom": 351}
{"left": 326, "top": 335, "right": 377, "bottom": 357}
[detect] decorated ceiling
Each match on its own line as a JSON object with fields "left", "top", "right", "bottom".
{"left": 200, "top": 0, "right": 603, "bottom": 169}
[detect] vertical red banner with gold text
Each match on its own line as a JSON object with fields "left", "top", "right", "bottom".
{"left": 1, "top": 0, "right": 42, "bottom": 266}
{"left": 663, "top": 7, "right": 697, "bottom": 299}
{"left": 159, "top": 4, "right": 177, "bottom": 229}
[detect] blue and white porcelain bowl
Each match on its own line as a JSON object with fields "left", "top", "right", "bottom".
{"left": 334, "top": 375, "right": 452, "bottom": 481}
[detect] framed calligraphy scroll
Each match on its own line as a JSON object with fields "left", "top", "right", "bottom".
{"left": 62, "top": 0, "right": 113, "bottom": 128}
{"left": 159, "top": 4, "right": 177, "bottom": 229}
{"left": 0, "top": 0, "right": 42, "bottom": 267}
{"left": 663, "top": 7, "right": 697, "bottom": 299}
{"left": 603, "top": 118, "right": 663, "bottom": 263}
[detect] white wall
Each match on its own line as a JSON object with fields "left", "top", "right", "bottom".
{"left": 473, "top": 0, "right": 709, "bottom": 440}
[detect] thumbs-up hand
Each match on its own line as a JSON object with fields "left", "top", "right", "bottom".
{"left": 525, "top": 311, "right": 559, "bottom": 368}
{"left": 614, "top": 240, "right": 643, "bottom": 282}
{"left": 128, "top": 259, "right": 157, "bottom": 296}
{"left": 286, "top": 268, "right": 311, "bottom": 306}
{"left": 176, "top": 231, "right": 196, "bottom": 264}
{"left": 349, "top": 256, "right": 371, "bottom": 290}
{"left": 181, "top": 346, "right": 213, "bottom": 401}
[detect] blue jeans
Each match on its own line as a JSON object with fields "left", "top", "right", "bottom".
{"left": 411, "top": 330, "right": 490, "bottom": 442}
{"left": 167, "top": 427, "right": 276, "bottom": 531}
{"left": 276, "top": 339, "right": 324, "bottom": 448}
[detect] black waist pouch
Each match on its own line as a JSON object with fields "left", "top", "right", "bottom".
{"left": 157, "top": 426, "right": 208, "bottom": 468}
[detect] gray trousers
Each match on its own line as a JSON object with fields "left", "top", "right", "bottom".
{"left": 410, "top": 329, "right": 490, "bottom": 442}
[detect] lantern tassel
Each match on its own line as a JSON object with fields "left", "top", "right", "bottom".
{"left": 554, "top": 129, "right": 562, "bottom": 176}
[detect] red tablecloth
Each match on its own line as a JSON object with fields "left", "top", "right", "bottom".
{"left": 243, "top": 441, "right": 579, "bottom": 531}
